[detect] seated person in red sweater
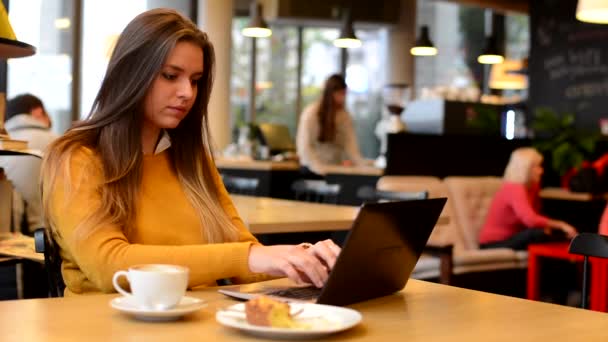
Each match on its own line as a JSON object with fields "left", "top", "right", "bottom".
{"left": 599, "top": 206, "right": 608, "bottom": 236}
{"left": 479, "top": 147, "right": 577, "bottom": 250}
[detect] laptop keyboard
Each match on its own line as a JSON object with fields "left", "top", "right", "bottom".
{"left": 265, "top": 286, "right": 322, "bottom": 300}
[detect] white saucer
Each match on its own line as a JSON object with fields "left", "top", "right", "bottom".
{"left": 216, "top": 302, "right": 362, "bottom": 339}
{"left": 110, "top": 296, "right": 206, "bottom": 321}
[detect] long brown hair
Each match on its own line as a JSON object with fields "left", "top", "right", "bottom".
{"left": 317, "top": 74, "right": 347, "bottom": 142}
{"left": 42, "top": 8, "right": 240, "bottom": 243}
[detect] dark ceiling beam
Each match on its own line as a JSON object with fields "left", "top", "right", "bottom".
{"left": 441, "top": 0, "right": 529, "bottom": 14}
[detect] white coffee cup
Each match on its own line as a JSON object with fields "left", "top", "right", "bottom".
{"left": 112, "top": 264, "right": 189, "bottom": 310}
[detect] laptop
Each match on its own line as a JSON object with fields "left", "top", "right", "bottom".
{"left": 257, "top": 123, "right": 296, "bottom": 155}
{"left": 219, "top": 198, "right": 446, "bottom": 306}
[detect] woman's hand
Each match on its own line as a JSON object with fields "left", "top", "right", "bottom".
{"left": 248, "top": 239, "right": 341, "bottom": 288}
{"left": 558, "top": 221, "right": 577, "bottom": 239}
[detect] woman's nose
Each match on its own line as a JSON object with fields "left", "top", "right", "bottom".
{"left": 177, "top": 79, "right": 194, "bottom": 99}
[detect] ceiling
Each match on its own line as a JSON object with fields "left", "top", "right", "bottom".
{"left": 431, "top": 0, "right": 528, "bottom": 14}
{"left": 234, "top": 0, "right": 530, "bottom": 21}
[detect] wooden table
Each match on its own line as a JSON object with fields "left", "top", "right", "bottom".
{"left": 0, "top": 233, "right": 43, "bottom": 262}
{"left": 540, "top": 187, "right": 608, "bottom": 202}
{"left": 0, "top": 279, "right": 606, "bottom": 341}
{"left": 231, "top": 195, "right": 450, "bottom": 235}
{"left": 231, "top": 195, "right": 360, "bottom": 234}
{"left": 540, "top": 187, "right": 607, "bottom": 234}
{"left": 215, "top": 158, "right": 300, "bottom": 171}
{"left": 324, "top": 165, "right": 384, "bottom": 176}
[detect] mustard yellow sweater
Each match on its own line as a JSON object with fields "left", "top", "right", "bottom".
{"left": 48, "top": 148, "right": 266, "bottom": 295}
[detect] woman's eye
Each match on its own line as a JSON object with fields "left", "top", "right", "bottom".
{"left": 162, "top": 73, "right": 177, "bottom": 80}
{"left": 191, "top": 79, "right": 200, "bottom": 86}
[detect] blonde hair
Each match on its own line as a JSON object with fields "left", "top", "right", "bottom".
{"left": 503, "top": 147, "right": 544, "bottom": 185}
{"left": 42, "top": 8, "right": 239, "bottom": 243}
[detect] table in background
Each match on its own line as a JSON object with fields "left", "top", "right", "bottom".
{"left": 231, "top": 195, "right": 359, "bottom": 234}
{"left": 216, "top": 158, "right": 300, "bottom": 199}
{"left": 1, "top": 278, "right": 606, "bottom": 341}
{"left": 540, "top": 187, "right": 608, "bottom": 233}
{"left": 527, "top": 242, "right": 608, "bottom": 312}
{"left": 217, "top": 158, "right": 385, "bottom": 205}
{"left": 231, "top": 195, "right": 449, "bottom": 235}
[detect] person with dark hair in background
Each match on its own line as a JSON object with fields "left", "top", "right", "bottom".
{"left": 41, "top": 8, "right": 339, "bottom": 295}
{"left": 0, "top": 93, "right": 57, "bottom": 232}
{"left": 296, "top": 74, "right": 368, "bottom": 177}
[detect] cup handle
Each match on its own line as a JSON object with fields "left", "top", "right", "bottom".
{"left": 112, "top": 270, "right": 131, "bottom": 297}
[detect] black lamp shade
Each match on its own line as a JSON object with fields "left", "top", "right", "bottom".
{"left": 338, "top": 11, "right": 357, "bottom": 40}
{"left": 410, "top": 26, "right": 437, "bottom": 56}
{"left": 242, "top": 2, "right": 272, "bottom": 38}
{"left": 478, "top": 35, "right": 504, "bottom": 64}
{"left": 334, "top": 8, "right": 361, "bottom": 48}
{"left": 415, "top": 26, "right": 434, "bottom": 48}
{"left": 247, "top": 2, "right": 268, "bottom": 29}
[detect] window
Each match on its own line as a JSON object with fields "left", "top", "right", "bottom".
{"left": 343, "top": 29, "right": 384, "bottom": 158}
{"left": 414, "top": 0, "right": 529, "bottom": 99}
{"left": 230, "top": 17, "right": 252, "bottom": 138}
{"left": 230, "top": 22, "right": 384, "bottom": 158}
{"left": 414, "top": 1, "right": 484, "bottom": 98}
{"left": 505, "top": 14, "right": 529, "bottom": 60}
{"left": 254, "top": 25, "right": 298, "bottom": 133}
{"left": 80, "top": 0, "right": 192, "bottom": 119}
{"left": 8, "top": 0, "right": 74, "bottom": 134}
{"left": 301, "top": 28, "right": 340, "bottom": 109}
{"left": 302, "top": 28, "right": 384, "bottom": 158}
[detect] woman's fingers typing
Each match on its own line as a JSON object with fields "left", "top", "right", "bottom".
{"left": 287, "top": 249, "right": 328, "bottom": 287}
{"left": 307, "top": 239, "right": 340, "bottom": 269}
{"left": 248, "top": 242, "right": 342, "bottom": 288}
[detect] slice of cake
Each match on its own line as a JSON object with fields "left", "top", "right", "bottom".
{"left": 245, "top": 296, "right": 296, "bottom": 328}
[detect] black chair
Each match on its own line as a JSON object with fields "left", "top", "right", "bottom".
{"left": 291, "top": 179, "right": 341, "bottom": 204}
{"left": 34, "top": 228, "right": 65, "bottom": 297}
{"left": 259, "top": 179, "right": 342, "bottom": 246}
{"left": 222, "top": 175, "right": 260, "bottom": 196}
{"left": 568, "top": 232, "right": 608, "bottom": 309}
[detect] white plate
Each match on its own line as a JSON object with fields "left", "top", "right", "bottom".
{"left": 216, "top": 302, "right": 362, "bottom": 339}
{"left": 110, "top": 295, "right": 206, "bottom": 321}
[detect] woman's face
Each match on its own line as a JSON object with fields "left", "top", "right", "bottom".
{"left": 529, "top": 159, "right": 544, "bottom": 184}
{"left": 332, "top": 89, "right": 347, "bottom": 108}
{"left": 142, "top": 41, "right": 204, "bottom": 130}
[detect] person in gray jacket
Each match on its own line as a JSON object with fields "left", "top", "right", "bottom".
{"left": 0, "top": 94, "right": 58, "bottom": 232}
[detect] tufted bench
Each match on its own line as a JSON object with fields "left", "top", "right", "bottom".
{"left": 376, "top": 175, "right": 528, "bottom": 284}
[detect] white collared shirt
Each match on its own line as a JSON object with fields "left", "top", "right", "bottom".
{"left": 154, "top": 130, "right": 172, "bottom": 155}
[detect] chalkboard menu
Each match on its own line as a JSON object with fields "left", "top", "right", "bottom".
{"left": 530, "top": 0, "right": 608, "bottom": 131}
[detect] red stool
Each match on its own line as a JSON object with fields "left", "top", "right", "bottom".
{"left": 527, "top": 242, "right": 608, "bottom": 311}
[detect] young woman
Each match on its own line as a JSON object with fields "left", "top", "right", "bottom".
{"left": 42, "top": 8, "right": 339, "bottom": 295}
{"left": 479, "top": 147, "right": 577, "bottom": 250}
{"left": 296, "top": 74, "right": 367, "bottom": 177}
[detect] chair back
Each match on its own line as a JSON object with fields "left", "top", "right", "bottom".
{"left": 376, "top": 190, "right": 428, "bottom": 201}
{"left": 569, "top": 233, "right": 608, "bottom": 309}
{"left": 376, "top": 176, "right": 455, "bottom": 248}
{"left": 357, "top": 186, "right": 428, "bottom": 202}
{"left": 443, "top": 176, "right": 503, "bottom": 250}
{"left": 34, "top": 228, "right": 65, "bottom": 297}
{"left": 222, "top": 175, "right": 260, "bottom": 196}
{"left": 292, "top": 179, "right": 341, "bottom": 204}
